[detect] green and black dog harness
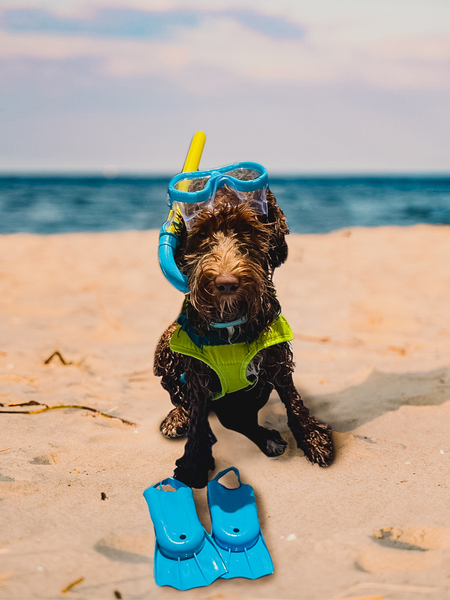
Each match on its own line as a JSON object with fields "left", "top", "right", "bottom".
{"left": 170, "top": 314, "right": 293, "bottom": 400}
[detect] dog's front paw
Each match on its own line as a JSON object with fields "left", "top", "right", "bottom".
{"left": 174, "top": 455, "right": 215, "bottom": 489}
{"left": 300, "top": 419, "right": 334, "bottom": 467}
{"left": 258, "top": 428, "right": 287, "bottom": 457}
{"left": 160, "top": 405, "right": 189, "bottom": 438}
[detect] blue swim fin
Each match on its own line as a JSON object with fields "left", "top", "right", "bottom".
{"left": 143, "top": 477, "right": 227, "bottom": 590}
{"left": 207, "top": 467, "right": 274, "bottom": 579}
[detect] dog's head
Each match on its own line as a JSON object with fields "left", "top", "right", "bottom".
{"left": 174, "top": 186, "right": 289, "bottom": 328}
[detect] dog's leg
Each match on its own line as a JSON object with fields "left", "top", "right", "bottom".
{"left": 212, "top": 382, "right": 287, "bottom": 457}
{"left": 173, "top": 397, "right": 216, "bottom": 488}
{"left": 154, "top": 324, "right": 190, "bottom": 438}
{"left": 159, "top": 365, "right": 190, "bottom": 438}
{"left": 276, "top": 376, "right": 334, "bottom": 466}
{"left": 173, "top": 360, "right": 217, "bottom": 489}
{"left": 268, "top": 343, "right": 334, "bottom": 466}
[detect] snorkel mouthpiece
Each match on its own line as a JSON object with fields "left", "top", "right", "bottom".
{"left": 158, "top": 131, "right": 206, "bottom": 294}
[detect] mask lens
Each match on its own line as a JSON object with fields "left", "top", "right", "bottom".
{"left": 224, "top": 167, "right": 262, "bottom": 181}
{"left": 174, "top": 175, "right": 210, "bottom": 192}
{"left": 172, "top": 200, "right": 209, "bottom": 230}
{"left": 235, "top": 187, "right": 268, "bottom": 215}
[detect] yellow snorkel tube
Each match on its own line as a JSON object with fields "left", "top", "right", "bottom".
{"left": 181, "top": 131, "right": 206, "bottom": 176}
{"left": 158, "top": 132, "right": 206, "bottom": 293}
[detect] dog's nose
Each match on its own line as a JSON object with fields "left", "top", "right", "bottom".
{"left": 215, "top": 274, "right": 240, "bottom": 294}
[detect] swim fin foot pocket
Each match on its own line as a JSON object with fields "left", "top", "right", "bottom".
{"left": 143, "top": 468, "right": 274, "bottom": 589}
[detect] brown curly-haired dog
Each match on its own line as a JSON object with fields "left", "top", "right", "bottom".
{"left": 154, "top": 186, "right": 334, "bottom": 488}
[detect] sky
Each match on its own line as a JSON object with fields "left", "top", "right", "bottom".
{"left": 0, "top": 0, "right": 449, "bottom": 174}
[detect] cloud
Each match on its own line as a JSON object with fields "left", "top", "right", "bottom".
{"left": 1, "top": 6, "right": 304, "bottom": 41}
{"left": 217, "top": 9, "right": 304, "bottom": 40}
{"left": 1, "top": 7, "right": 200, "bottom": 39}
{"left": 2, "top": 4, "right": 449, "bottom": 93}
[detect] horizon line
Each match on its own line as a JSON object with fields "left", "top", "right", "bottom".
{"left": 1, "top": 170, "right": 450, "bottom": 179}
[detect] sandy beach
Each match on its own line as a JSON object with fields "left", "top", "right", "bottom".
{"left": 1, "top": 225, "right": 450, "bottom": 600}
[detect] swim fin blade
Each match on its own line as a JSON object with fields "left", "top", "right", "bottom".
{"left": 143, "top": 477, "right": 227, "bottom": 590}
{"left": 207, "top": 467, "right": 274, "bottom": 579}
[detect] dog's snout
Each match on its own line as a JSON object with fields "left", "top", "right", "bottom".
{"left": 215, "top": 274, "right": 240, "bottom": 294}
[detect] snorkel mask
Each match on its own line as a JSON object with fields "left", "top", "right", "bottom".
{"left": 158, "top": 132, "right": 269, "bottom": 294}
{"left": 169, "top": 163, "right": 268, "bottom": 231}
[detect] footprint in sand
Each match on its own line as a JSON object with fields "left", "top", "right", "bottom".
{"left": 30, "top": 456, "right": 51, "bottom": 465}
{"left": 356, "top": 526, "right": 450, "bottom": 572}
{"left": 373, "top": 526, "right": 450, "bottom": 551}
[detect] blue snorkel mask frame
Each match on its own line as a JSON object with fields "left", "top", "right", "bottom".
{"left": 159, "top": 160, "right": 269, "bottom": 294}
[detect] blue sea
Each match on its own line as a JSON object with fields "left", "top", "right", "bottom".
{"left": 0, "top": 175, "right": 449, "bottom": 235}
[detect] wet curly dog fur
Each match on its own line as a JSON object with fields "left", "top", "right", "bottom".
{"left": 154, "top": 186, "right": 334, "bottom": 488}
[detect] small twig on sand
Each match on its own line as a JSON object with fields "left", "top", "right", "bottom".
{"left": 8, "top": 400, "right": 40, "bottom": 407}
{"left": 0, "top": 401, "right": 136, "bottom": 426}
{"left": 61, "top": 577, "right": 85, "bottom": 594}
{"left": 0, "top": 448, "right": 10, "bottom": 453}
{"left": 43, "top": 351, "right": 72, "bottom": 366}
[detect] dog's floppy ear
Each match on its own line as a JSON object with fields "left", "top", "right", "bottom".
{"left": 266, "top": 189, "right": 289, "bottom": 269}
{"left": 173, "top": 218, "right": 188, "bottom": 271}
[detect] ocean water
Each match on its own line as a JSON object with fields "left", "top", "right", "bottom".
{"left": 0, "top": 175, "right": 449, "bottom": 235}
